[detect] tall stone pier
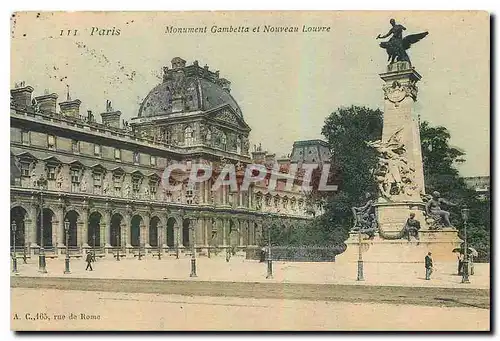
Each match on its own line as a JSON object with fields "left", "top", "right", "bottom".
{"left": 337, "top": 61, "right": 461, "bottom": 264}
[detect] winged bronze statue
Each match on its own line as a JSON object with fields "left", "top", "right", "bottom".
{"left": 377, "top": 19, "right": 429, "bottom": 65}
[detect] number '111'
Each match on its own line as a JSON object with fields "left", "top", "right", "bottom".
{"left": 60, "top": 29, "right": 78, "bottom": 36}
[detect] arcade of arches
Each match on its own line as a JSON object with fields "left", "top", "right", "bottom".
{"left": 10, "top": 200, "right": 308, "bottom": 256}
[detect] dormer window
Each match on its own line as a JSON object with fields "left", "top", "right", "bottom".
{"left": 150, "top": 155, "right": 157, "bottom": 166}
{"left": 72, "top": 140, "right": 80, "bottom": 153}
{"left": 21, "top": 130, "right": 30, "bottom": 145}
{"left": 20, "top": 162, "right": 30, "bottom": 177}
{"left": 133, "top": 151, "right": 140, "bottom": 165}
{"left": 114, "top": 148, "right": 121, "bottom": 161}
{"left": 47, "top": 135, "right": 56, "bottom": 150}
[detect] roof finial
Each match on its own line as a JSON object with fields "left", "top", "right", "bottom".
{"left": 66, "top": 84, "right": 71, "bottom": 101}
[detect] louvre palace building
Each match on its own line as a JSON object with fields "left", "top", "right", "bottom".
{"left": 10, "top": 57, "right": 331, "bottom": 258}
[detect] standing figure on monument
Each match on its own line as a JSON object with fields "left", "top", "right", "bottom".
{"left": 425, "top": 191, "right": 457, "bottom": 228}
{"left": 376, "top": 19, "right": 429, "bottom": 65}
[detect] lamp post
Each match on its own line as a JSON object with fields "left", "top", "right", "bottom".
{"left": 37, "top": 176, "right": 48, "bottom": 273}
{"left": 461, "top": 207, "right": 470, "bottom": 284}
{"left": 115, "top": 231, "right": 120, "bottom": 261}
{"left": 64, "top": 219, "right": 71, "bottom": 274}
{"left": 11, "top": 221, "right": 18, "bottom": 275}
{"left": 266, "top": 222, "right": 273, "bottom": 279}
{"left": 190, "top": 221, "right": 197, "bottom": 278}
{"left": 357, "top": 230, "right": 364, "bottom": 281}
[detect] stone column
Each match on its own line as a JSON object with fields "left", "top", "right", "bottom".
{"left": 203, "top": 217, "right": 209, "bottom": 247}
{"left": 196, "top": 217, "right": 204, "bottom": 246}
{"left": 81, "top": 208, "right": 89, "bottom": 248}
{"left": 103, "top": 210, "right": 111, "bottom": 247}
{"left": 222, "top": 218, "right": 227, "bottom": 246}
{"left": 53, "top": 216, "right": 60, "bottom": 253}
{"left": 124, "top": 215, "right": 132, "bottom": 248}
{"left": 55, "top": 207, "right": 64, "bottom": 247}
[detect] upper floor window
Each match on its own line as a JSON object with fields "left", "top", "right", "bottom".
{"left": 133, "top": 151, "right": 140, "bottom": 164}
{"left": 165, "top": 129, "right": 172, "bottom": 144}
{"left": 186, "top": 184, "right": 194, "bottom": 204}
{"left": 70, "top": 169, "right": 80, "bottom": 192}
{"left": 47, "top": 166, "right": 56, "bottom": 180}
{"left": 72, "top": 140, "right": 80, "bottom": 153}
{"left": 21, "top": 130, "right": 30, "bottom": 145}
{"left": 93, "top": 173, "right": 102, "bottom": 194}
{"left": 47, "top": 135, "right": 56, "bottom": 150}
{"left": 94, "top": 144, "right": 101, "bottom": 156}
{"left": 149, "top": 180, "right": 157, "bottom": 195}
{"left": 150, "top": 155, "right": 157, "bottom": 166}
{"left": 114, "top": 148, "right": 121, "bottom": 161}
{"left": 132, "top": 178, "right": 140, "bottom": 193}
{"left": 184, "top": 126, "right": 194, "bottom": 146}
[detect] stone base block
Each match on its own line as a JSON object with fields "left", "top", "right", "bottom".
{"left": 336, "top": 229, "right": 462, "bottom": 264}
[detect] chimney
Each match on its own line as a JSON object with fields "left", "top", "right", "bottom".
{"left": 218, "top": 78, "right": 231, "bottom": 93}
{"left": 10, "top": 84, "right": 34, "bottom": 107}
{"left": 100, "top": 100, "right": 121, "bottom": 128}
{"left": 59, "top": 99, "right": 82, "bottom": 117}
{"left": 34, "top": 93, "right": 58, "bottom": 113}
{"left": 171, "top": 57, "right": 186, "bottom": 69}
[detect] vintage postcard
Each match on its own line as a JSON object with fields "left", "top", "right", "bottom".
{"left": 10, "top": 11, "right": 490, "bottom": 331}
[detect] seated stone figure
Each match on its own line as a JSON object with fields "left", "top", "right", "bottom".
{"left": 403, "top": 212, "right": 421, "bottom": 241}
{"left": 351, "top": 193, "right": 377, "bottom": 238}
{"left": 424, "top": 191, "right": 456, "bottom": 229}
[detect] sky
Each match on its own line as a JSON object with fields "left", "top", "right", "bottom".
{"left": 10, "top": 11, "right": 490, "bottom": 176}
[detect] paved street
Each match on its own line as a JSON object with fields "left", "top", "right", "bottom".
{"left": 11, "top": 288, "right": 489, "bottom": 331}
{"left": 11, "top": 255, "right": 490, "bottom": 289}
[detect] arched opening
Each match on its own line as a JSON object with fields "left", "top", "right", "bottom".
{"left": 229, "top": 220, "right": 238, "bottom": 246}
{"left": 130, "top": 215, "right": 143, "bottom": 247}
{"left": 182, "top": 219, "right": 190, "bottom": 247}
{"left": 149, "top": 216, "right": 160, "bottom": 247}
{"left": 63, "top": 210, "right": 79, "bottom": 247}
{"left": 110, "top": 213, "right": 123, "bottom": 247}
{"left": 166, "top": 217, "right": 176, "bottom": 247}
{"left": 10, "top": 206, "right": 27, "bottom": 248}
{"left": 37, "top": 208, "right": 54, "bottom": 248}
{"left": 88, "top": 212, "right": 102, "bottom": 248}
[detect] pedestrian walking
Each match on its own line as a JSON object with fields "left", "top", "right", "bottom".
{"left": 425, "top": 252, "right": 433, "bottom": 280}
{"left": 457, "top": 252, "right": 464, "bottom": 275}
{"left": 85, "top": 251, "right": 93, "bottom": 271}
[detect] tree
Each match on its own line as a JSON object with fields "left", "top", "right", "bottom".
{"left": 317, "top": 105, "right": 383, "bottom": 245}
{"left": 420, "top": 121, "right": 490, "bottom": 261}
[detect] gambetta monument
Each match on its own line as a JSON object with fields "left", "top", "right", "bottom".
{"left": 337, "top": 19, "right": 462, "bottom": 263}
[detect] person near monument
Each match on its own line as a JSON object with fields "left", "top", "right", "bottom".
{"left": 403, "top": 212, "right": 421, "bottom": 241}
{"left": 425, "top": 191, "right": 456, "bottom": 227}
{"left": 425, "top": 252, "right": 433, "bottom": 280}
{"left": 457, "top": 252, "right": 464, "bottom": 275}
{"left": 85, "top": 251, "right": 93, "bottom": 271}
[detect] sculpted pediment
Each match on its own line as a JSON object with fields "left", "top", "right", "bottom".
{"left": 207, "top": 105, "right": 250, "bottom": 130}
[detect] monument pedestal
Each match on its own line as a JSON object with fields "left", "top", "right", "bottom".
{"left": 336, "top": 229, "right": 462, "bottom": 264}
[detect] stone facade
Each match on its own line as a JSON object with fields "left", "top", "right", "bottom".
{"left": 10, "top": 57, "right": 322, "bottom": 258}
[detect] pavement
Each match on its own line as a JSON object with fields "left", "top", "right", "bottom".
{"left": 11, "top": 254, "right": 490, "bottom": 289}
{"left": 11, "top": 288, "right": 490, "bottom": 331}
